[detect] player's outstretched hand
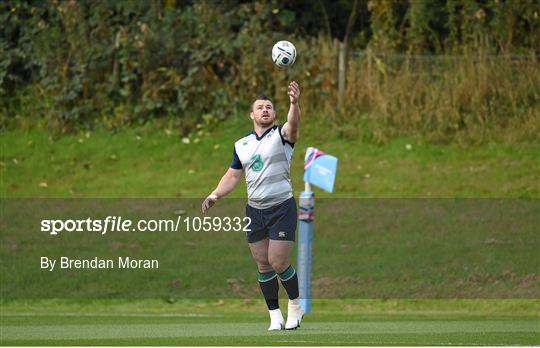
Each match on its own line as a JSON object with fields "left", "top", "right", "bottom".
{"left": 288, "top": 81, "right": 300, "bottom": 104}
{"left": 202, "top": 194, "right": 218, "bottom": 214}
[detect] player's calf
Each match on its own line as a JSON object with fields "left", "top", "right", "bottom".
{"left": 258, "top": 270, "right": 285, "bottom": 331}
{"left": 277, "top": 265, "right": 304, "bottom": 330}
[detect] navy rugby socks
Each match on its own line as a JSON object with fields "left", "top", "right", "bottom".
{"left": 278, "top": 265, "right": 299, "bottom": 300}
{"left": 258, "top": 270, "right": 279, "bottom": 310}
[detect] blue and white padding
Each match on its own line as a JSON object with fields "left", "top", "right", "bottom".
{"left": 297, "top": 188, "right": 314, "bottom": 313}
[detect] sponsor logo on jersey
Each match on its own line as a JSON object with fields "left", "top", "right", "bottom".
{"left": 250, "top": 154, "right": 264, "bottom": 172}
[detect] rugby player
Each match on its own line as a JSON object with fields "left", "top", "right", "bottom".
{"left": 202, "top": 81, "right": 303, "bottom": 330}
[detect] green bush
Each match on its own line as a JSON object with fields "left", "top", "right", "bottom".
{"left": 1, "top": 0, "right": 538, "bottom": 143}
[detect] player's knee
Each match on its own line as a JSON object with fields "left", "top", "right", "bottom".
{"left": 269, "top": 258, "right": 289, "bottom": 274}
{"left": 257, "top": 261, "right": 273, "bottom": 273}
{"left": 251, "top": 251, "right": 269, "bottom": 265}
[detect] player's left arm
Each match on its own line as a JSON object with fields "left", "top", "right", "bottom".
{"left": 281, "top": 81, "right": 301, "bottom": 143}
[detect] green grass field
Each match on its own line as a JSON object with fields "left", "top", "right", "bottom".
{"left": 1, "top": 299, "right": 539, "bottom": 345}
{"left": 1, "top": 117, "right": 538, "bottom": 198}
{"left": 1, "top": 119, "right": 539, "bottom": 345}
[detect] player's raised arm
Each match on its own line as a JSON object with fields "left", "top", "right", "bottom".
{"left": 281, "top": 81, "right": 301, "bottom": 143}
{"left": 202, "top": 168, "right": 243, "bottom": 213}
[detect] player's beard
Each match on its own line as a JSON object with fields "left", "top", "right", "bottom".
{"left": 257, "top": 115, "right": 275, "bottom": 128}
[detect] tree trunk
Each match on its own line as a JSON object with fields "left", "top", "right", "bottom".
{"left": 338, "top": 0, "right": 358, "bottom": 109}
{"left": 338, "top": 41, "right": 347, "bottom": 107}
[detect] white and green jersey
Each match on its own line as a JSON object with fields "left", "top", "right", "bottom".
{"left": 231, "top": 125, "right": 294, "bottom": 209}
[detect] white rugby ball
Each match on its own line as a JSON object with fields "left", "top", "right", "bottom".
{"left": 272, "top": 41, "right": 296, "bottom": 67}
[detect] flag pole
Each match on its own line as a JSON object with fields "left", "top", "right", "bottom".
{"left": 297, "top": 180, "right": 314, "bottom": 313}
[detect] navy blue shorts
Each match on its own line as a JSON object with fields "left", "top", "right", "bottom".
{"left": 245, "top": 197, "right": 297, "bottom": 243}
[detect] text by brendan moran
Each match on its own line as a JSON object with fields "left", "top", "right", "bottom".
{"left": 41, "top": 256, "right": 159, "bottom": 271}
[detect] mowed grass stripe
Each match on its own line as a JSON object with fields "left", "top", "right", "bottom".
{"left": 4, "top": 312, "right": 220, "bottom": 317}
{"left": 3, "top": 320, "right": 537, "bottom": 341}
{"left": 3, "top": 335, "right": 538, "bottom": 346}
{"left": 2, "top": 331, "right": 539, "bottom": 346}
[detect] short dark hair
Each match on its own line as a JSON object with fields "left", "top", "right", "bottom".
{"left": 251, "top": 95, "right": 273, "bottom": 111}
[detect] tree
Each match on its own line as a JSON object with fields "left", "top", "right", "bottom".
{"left": 316, "top": 0, "right": 362, "bottom": 104}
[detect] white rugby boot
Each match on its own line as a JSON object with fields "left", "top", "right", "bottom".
{"left": 267, "top": 308, "right": 285, "bottom": 331}
{"left": 285, "top": 298, "right": 304, "bottom": 330}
